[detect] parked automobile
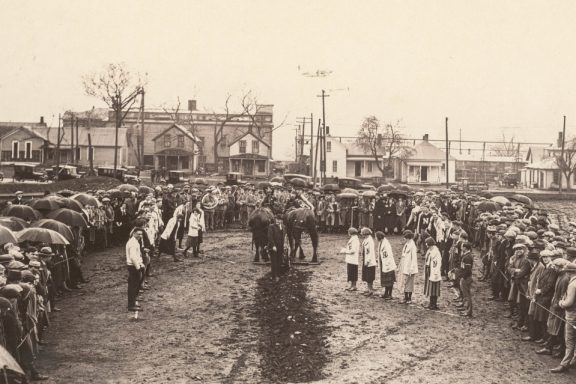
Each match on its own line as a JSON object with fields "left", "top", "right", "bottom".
{"left": 225, "top": 172, "right": 246, "bottom": 186}
{"left": 325, "top": 176, "right": 374, "bottom": 191}
{"left": 47, "top": 165, "right": 82, "bottom": 181}
{"left": 283, "top": 173, "right": 313, "bottom": 187}
{"left": 168, "top": 170, "right": 193, "bottom": 184}
{"left": 13, "top": 164, "right": 48, "bottom": 182}
{"left": 500, "top": 172, "right": 519, "bottom": 188}
{"left": 97, "top": 166, "right": 141, "bottom": 185}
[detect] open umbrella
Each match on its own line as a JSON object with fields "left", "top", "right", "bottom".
{"left": 16, "top": 227, "right": 69, "bottom": 245}
{"left": 72, "top": 193, "right": 101, "bottom": 207}
{"left": 361, "top": 190, "right": 377, "bottom": 197}
{"left": 270, "top": 176, "right": 284, "bottom": 183}
{"left": 509, "top": 194, "right": 534, "bottom": 208}
{"left": 477, "top": 191, "right": 494, "bottom": 199}
{"left": 322, "top": 183, "right": 340, "bottom": 192}
{"left": 476, "top": 200, "right": 501, "bottom": 212}
{"left": 490, "top": 196, "right": 510, "bottom": 206}
{"left": 337, "top": 192, "right": 358, "bottom": 200}
{"left": 341, "top": 188, "right": 359, "bottom": 195}
{"left": 257, "top": 181, "right": 271, "bottom": 190}
{"left": 377, "top": 184, "right": 394, "bottom": 193}
{"left": 47, "top": 208, "right": 88, "bottom": 228}
{"left": 56, "top": 198, "right": 84, "bottom": 212}
{"left": 287, "top": 177, "right": 306, "bottom": 188}
{"left": 414, "top": 191, "right": 425, "bottom": 197}
{"left": 118, "top": 184, "right": 138, "bottom": 193}
{"left": 31, "top": 219, "right": 74, "bottom": 242}
{"left": 29, "top": 198, "right": 62, "bottom": 212}
{"left": 107, "top": 188, "right": 123, "bottom": 199}
{"left": 397, "top": 184, "right": 412, "bottom": 192}
{"left": 57, "top": 189, "right": 75, "bottom": 197}
{"left": 0, "top": 217, "right": 28, "bottom": 232}
{"left": 139, "top": 185, "right": 154, "bottom": 195}
{"left": 192, "top": 178, "right": 207, "bottom": 185}
{"left": 389, "top": 191, "right": 408, "bottom": 199}
{"left": 3, "top": 205, "right": 41, "bottom": 221}
{"left": 0, "top": 227, "right": 18, "bottom": 246}
{"left": 0, "top": 344, "right": 25, "bottom": 381}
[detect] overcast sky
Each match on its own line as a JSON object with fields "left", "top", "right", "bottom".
{"left": 1, "top": 0, "right": 576, "bottom": 159}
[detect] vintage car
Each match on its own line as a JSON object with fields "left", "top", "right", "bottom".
{"left": 168, "top": 170, "right": 193, "bottom": 184}
{"left": 97, "top": 166, "right": 141, "bottom": 185}
{"left": 46, "top": 165, "right": 82, "bottom": 181}
{"left": 225, "top": 172, "right": 246, "bottom": 186}
{"left": 13, "top": 164, "right": 48, "bottom": 182}
{"left": 283, "top": 173, "right": 313, "bottom": 187}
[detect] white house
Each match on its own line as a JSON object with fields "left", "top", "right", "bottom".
{"left": 398, "top": 135, "right": 456, "bottom": 184}
{"left": 228, "top": 130, "right": 271, "bottom": 176}
{"left": 521, "top": 139, "right": 576, "bottom": 189}
{"left": 345, "top": 142, "right": 388, "bottom": 179}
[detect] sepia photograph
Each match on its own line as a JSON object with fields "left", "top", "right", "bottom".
{"left": 1, "top": 0, "right": 576, "bottom": 383}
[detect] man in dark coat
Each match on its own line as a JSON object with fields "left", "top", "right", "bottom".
{"left": 373, "top": 195, "right": 386, "bottom": 232}
{"left": 267, "top": 213, "right": 286, "bottom": 282}
{"left": 11, "top": 191, "right": 24, "bottom": 205}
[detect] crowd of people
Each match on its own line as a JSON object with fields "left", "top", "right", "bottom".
{"left": 2, "top": 181, "right": 576, "bottom": 379}
{"left": 337, "top": 190, "right": 576, "bottom": 374}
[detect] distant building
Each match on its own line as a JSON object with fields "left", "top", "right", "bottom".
{"left": 397, "top": 135, "right": 456, "bottom": 184}
{"left": 520, "top": 133, "right": 574, "bottom": 189}
{"left": 453, "top": 152, "right": 526, "bottom": 184}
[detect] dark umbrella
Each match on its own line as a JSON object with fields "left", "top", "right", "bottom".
{"left": 139, "top": 185, "right": 154, "bottom": 195}
{"left": 31, "top": 219, "right": 74, "bottom": 242}
{"left": 57, "top": 189, "right": 75, "bottom": 197}
{"left": 193, "top": 178, "right": 207, "bottom": 185}
{"left": 57, "top": 198, "right": 84, "bottom": 212}
{"left": 322, "top": 183, "right": 340, "bottom": 192}
{"left": 257, "top": 181, "right": 271, "bottom": 190}
{"left": 0, "top": 227, "right": 18, "bottom": 246}
{"left": 270, "top": 176, "right": 284, "bottom": 183}
{"left": 477, "top": 191, "right": 494, "bottom": 199}
{"left": 490, "top": 196, "right": 510, "bottom": 206}
{"left": 118, "top": 184, "right": 138, "bottom": 193}
{"left": 337, "top": 192, "right": 358, "bottom": 200}
{"left": 397, "top": 184, "right": 412, "bottom": 192}
{"left": 0, "top": 217, "right": 28, "bottom": 232}
{"left": 47, "top": 208, "right": 88, "bottom": 228}
{"left": 389, "top": 191, "right": 408, "bottom": 199}
{"left": 377, "top": 184, "right": 394, "bottom": 193}
{"left": 29, "top": 198, "right": 62, "bottom": 212}
{"left": 16, "top": 227, "right": 69, "bottom": 245}
{"left": 476, "top": 200, "right": 501, "bottom": 212}
{"left": 3, "top": 205, "right": 41, "bottom": 221}
{"left": 290, "top": 178, "right": 308, "bottom": 188}
{"left": 107, "top": 189, "right": 123, "bottom": 199}
{"left": 72, "top": 193, "right": 101, "bottom": 208}
{"left": 509, "top": 194, "right": 534, "bottom": 208}
{"left": 342, "top": 188, "right": 359, "bottom": 195}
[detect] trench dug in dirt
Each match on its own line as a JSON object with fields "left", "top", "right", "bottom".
{"left": 253, "top": 268, "right": 330, "bottom": 383}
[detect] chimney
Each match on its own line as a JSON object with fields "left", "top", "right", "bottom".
{"left": 423, "top": 134, "right": 429, "bottom": 142}
{"left": 40, "top": 116, "right": 44, "bottom": 124}
{"left": 188, "top": 100, "right": 197, "bottom": 111}
{"left": 558, "top": 131, "right": 564, "bottom": 148}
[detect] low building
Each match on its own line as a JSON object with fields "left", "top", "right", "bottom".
{"left": 453, "top": 153, "right": 526, "bottom": 184}
{"left": 228, "top": 130, "right": 271, "bottom": 176}
{"left": 397, "top": 135, "right": 456, "bottom": 184}
{"left": 152, "top": 124, "right": 200, "bottom": 171}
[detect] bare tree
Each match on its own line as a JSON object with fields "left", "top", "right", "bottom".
{"left": 490, "top": 133, "right": 517, "bottom": 157}
{"left": 83, "top": 63, "right": 145, "bottom": 171}
{"left": 554, "top": 136, "right": 576, "bottom": 191}
{"left": 355, "top": 116, "right": 413, "bottom": 178}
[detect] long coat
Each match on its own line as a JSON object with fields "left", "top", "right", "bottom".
{"left": 533, "top": 266, "right": 558, "bottom": 322}
{"left": 398, "top": 239, "right": 418, "bottom": 275}
{"left": 378, "top": 238, "right": 396, "bottom": 273}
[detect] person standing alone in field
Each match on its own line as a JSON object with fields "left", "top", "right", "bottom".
{"left": 267, "top": 213, "right": 286, "bottom": 282}
{"left": 126, "top": 228, "right": 145, "bottom": 312}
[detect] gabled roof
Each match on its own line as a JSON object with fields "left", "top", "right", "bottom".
{"left": 229, "top": 131, "right": 270, "bottom": 148}
{"left": 525, "top": 145, "right": 553, "bottom": 163}
{"left": 0, "top": 125, "right": 48, "bottom": 141}
{"left": 525, "top": 156, "right": 558, "bottom": 170}
{"left": 34, "top": 127, "right": 127, "bottom": 147}
{"left": 407, "top": 140, "right": 455, "bottom": 161}
{"left": 152, "top": 124, "right": 200, "bottom": 142}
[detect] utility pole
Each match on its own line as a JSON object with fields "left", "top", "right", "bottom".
{"left": 560, "top": 115, "right": 566, "bottom": 192}
{"left": 459, "top": 128, "right": 462, "bottom": 155}
{"left": 140, "top": 89, "right": 145, "bottom": 167}
{"left": 313, "top": 119, "right": 321, "bottom": 188}
{"left": 310, "top": 113, "right": 313, "bottom": 177}
{"left": 70, "top": 114, "right": 75, "bottom": 163}
{"left": 113, "top": 96, "right": 120, "bottom": 173}
{"left": 317, "top": 89, "right": 330, "bottom": 184}
{"left": 56, "top": 114, "right": 61, "bottom": 176}
{"left": 445, "top": 117, "right": 449, "bottom": 188}
{"left": 294, "top": 126, "right": 299, "bottom": 161}
{"left": 75, "top": 116, "right": 79, "bottom": 162}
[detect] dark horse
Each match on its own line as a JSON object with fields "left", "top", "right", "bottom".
{"left": 285, "top": 208, "right": 319, "bottom": 263}
{"left": 248, "top": 207, "right": 274, "bottom": 262}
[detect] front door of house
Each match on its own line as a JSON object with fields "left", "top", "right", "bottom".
{"left": 421, "top": 166, "right": 428, "bottom": 182}
{"left": 244, "top": 161, "right": 253, "bottom": 175}
{"left": 168, "top": 156, "right": 179, "bottom": 170}
{"left": 355, "top": 161, "right": 362, "bottom": 177}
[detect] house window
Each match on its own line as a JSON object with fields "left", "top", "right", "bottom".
{"left": 32, "top": 150, "right": 41, "bottom": 162}
{"left": 178, "top": 135, "right": 185, "bottom": 148}
{"left": 198, "top": 155, "right": 206, "bottom": 166}
{"left": 1, "top": 151, "right": 11, "bottom": 161}
{"left": 332, "top": 160, "right": 337, "bottom": 172}
{"left": 367, "top": 162, "right": 373, "bottom": 172}
{"left": 143, "top": 155, "right": 154, "bottom": 166}
{"left": 252, "top": 140, "right": 259, "bottom": 154}
{"left": 87, "top": 147, "right": 95, "bottom": 161}
{"left": 239, "top": 140, "right": 247, "bottom": 154}
{"left": 164, "top": 134, "right": 171, "bottom": 148}
{"left": 257, "top": 160, "right": 266, "bottom": 172}
{"left": 327, "top": 141, "right": 331, "bottom": 152}
{"left": 25, "top": 141, "right": 32, "bottom": 159}
{"left": 553, "top": 170, "right": 560, "bottom": 185}
{"left": 12, "top": 141, "right": 19, "bottom": 159}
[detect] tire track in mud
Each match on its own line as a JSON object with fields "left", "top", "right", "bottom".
{"left": 251, "top": 268, "right": 331, "bottom": 383}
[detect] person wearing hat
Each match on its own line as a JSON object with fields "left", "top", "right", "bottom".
{"left": 126, "top": 228, "right": 145, "bottom": 311}
{"left": 267, "top": 212, "right": 286, "bottom": 282}
{"left": 454, "top": 242, "right": 474, "bottom": 316}
{"left": 423, "top": 237, "right": 442, "bottom": 310}
{"left": 523, "top": 247, "right": 547, "bottom": 342}
{"left": 376, "top": 231, "right": 396, "bottom": 300}
{"left": 183, "top": 208, "right": 202, "bottom": 258}
{"left": 550, "top": 259, "right": 576, "bottom": 373}
{"left": 398, "top": 230, "right": 418, "bottom": 304}
{"left": 509, "top": 243, "right": 531, "bottom": 331}
{"left": 12, "top": 190, "right": 24, "bottom": 205}
{"left": 360, "top": 227, "right": 376, "bottom": 296}
{"left": 340, "top": 228, "right": 360, "bottom": 291}
{"left": 479, "top": 226, "right": 497, "bottom": 282}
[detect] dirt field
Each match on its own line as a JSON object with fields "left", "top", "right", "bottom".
{"left": 36, "top": 225, "right": 576, "bottom": 383}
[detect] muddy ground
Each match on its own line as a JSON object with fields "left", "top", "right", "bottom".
{"left": 36, "top": 201, "right": 576, "bottom": 383}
